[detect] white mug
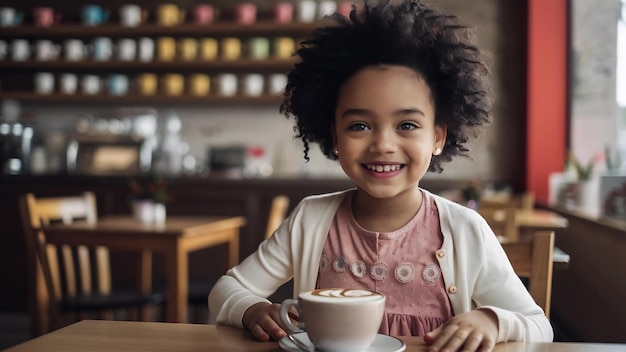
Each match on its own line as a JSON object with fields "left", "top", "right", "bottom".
{"left": 117, "top": 38, "right": 136, "bottom": 61}
{"left": 11, "top": 39, "right": 30, "bottom": 61}
{"left": 35, "top": 40, "right": 60, "bottom": 61}
{"left": 0, "top": 7, "right": 22, "bottom": 27}
{"left": 296, "top": 0, "right": 317, "bottom": 22}
{"left": 318, "top": 0, "right": 337, "bottom": 18}
{"left": 81, "top": 75, "right": 102, "bottom": 95}
{"left": 138, "top": 37, "right": 154, "bottom": 62}
{"left": 217, "top": 73, "right": 238, "bottom": 97}
{"left": 34, "top": 72, "right": 55, "bottom": 94}
{"left": 268, "top": 73, "right": 287, "bottom": 95}
{"left": 119, "top": 4, "right": 143, "bottom": 27}
{"left": 92, "top": 37, "right": 113, "bottom": 61}
{"left": 242, "top": 74, "right": 264, "bottom": 97}
{"left": 60, "top": 73, "right": 78, "bottom": 94}
{"left": 64, "top": 39, "right": 87, "bottom": 61}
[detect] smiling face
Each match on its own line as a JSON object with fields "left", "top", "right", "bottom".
{"left": 333, "top": 65, "right": 447, "bottom": 201}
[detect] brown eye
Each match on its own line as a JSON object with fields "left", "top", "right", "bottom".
{"left": 398, "top": 122, "right": 418, "bottom": 130}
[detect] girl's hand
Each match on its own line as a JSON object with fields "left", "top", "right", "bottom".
{"left": 424, "top": 309, "right": 498, "bottom": 352}
{"left": 242, "top": 302, "right": 295, "bottom": 342}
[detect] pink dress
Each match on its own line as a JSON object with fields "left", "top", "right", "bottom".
{"left": 316, "top": 190, "right": 453, "bottom": 336}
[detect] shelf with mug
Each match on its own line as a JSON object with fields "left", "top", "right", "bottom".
{"left": 0, "top": 92, "right": 284, "bottom": 104}
{"left": 0, "top": 58, "right": 297, "bottom": 72}
{"left": 0, "top": 22, "right": 318, "bottom": 39}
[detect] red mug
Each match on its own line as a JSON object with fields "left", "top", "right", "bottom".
{"left": 273, "top": 2, "right": 293, "bottom": 24}
{"left": 338, "top": 1, "right": 354, "bottom": 17}
{"left": 194, "top": 4, "right": 215, "bottom": 24}
{"left": 33, "top": 7, "right": 57, "bottom": 27}
{"left": 234, "top": 3, "right": 256, "bottom": 25}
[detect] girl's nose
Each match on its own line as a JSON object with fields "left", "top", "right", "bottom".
{"left": 368, "top": 129, "right": 397, "bottom": 154}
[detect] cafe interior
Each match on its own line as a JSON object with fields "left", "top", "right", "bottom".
{"left": 1, "top": 0, "right": 625, "bottom": 350}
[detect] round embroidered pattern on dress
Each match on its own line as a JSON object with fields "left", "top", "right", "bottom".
{"left": 370, "top": 262, "right": 389, "bottom": 281}
{"left": 394, "top": 262, "right": 415, "bottom": 283}
{"left": 422, "top": 263, "right": 441, "bottom": 283}
{"left": 333, "top": 256, "right": 348, "bottom": 273}
{"left": 319, "top": 254, "right": 330, "bottom": 273}
{"left": 350, "top": 261, "right": 367, "bottom": 278}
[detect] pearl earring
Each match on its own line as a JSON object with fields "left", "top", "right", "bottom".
{"left": 333, "top": 148, "right": 339, "bottom": 156}
{"left": 433, "top": 147, "right": 442, "bottom": 156}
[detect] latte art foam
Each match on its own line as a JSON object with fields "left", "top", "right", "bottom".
{"left": 301, "top": 288, "right": 384, "bottom": 303}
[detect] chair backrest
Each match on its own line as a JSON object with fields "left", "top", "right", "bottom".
{"left": 480, "top": 192, "right": 535, "bottom": 211}
{"left": 19, "top": 192, "right": 110, "bottom": 306}
{"left": 264, "top": 195, "right": 290, "bottom": 240}
{"left": 501, "top": 231, "right": 554, "bottom": 318}
{"left": 478, "top": 207, "right": 519, "bottom": 243}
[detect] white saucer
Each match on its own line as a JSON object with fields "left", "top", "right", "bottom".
{"left": 278, "top": 332, "right": 406, "bottom": 352}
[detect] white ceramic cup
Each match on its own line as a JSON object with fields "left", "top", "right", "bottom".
{"left": 280, "top": 288, "right": 386, "bottom": 352}
{"left": 268, "top": 73, "right": 287, "bottom": 95}
{"left": 35, "top": 40, "right": 59, "bottom": 61}
{"left": 217, "top": 73, "right": 238, "bottom": 97}
{"left": 117, "top": 38, "right": 136, "bottom": 61}
{"left": 81, "top": 75, "right": 102, "bottom": 95}
{"left": 34, "top": 72, "right": 55, "bottom": 94}
{"left": 317, "top": 0, "right": 337, "bottom": 18}
{"left": 64, "top": 39, "right": 87, "bottom": 61}
{"left": 92, "top": 37, "right": 113, "bottom": 61}
{"left": 0, "top": 7, "right": 22, "bottom": 27}
{"left": 242, "top": 74, "right": 264, "bottom": 97}
{"left": 296, "top": 0, "right": 317, "bottom": 22}
{"left": 119, "top": 4, "right": 143, "bottom": 27}
{"left": 11, "top": 39, "right": 30, "bottom": 61}
{"left": 60, "top": 73, "right": 78, "bottom": 94}
{"left": 138, "top": 37, "right": 154, "bottom": 62}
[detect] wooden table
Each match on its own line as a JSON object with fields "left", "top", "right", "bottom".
{"left": 7, "top": 320, "right": 626, "bottom": 352}
{"left": 37, "top": 216, "right": 246, "bottom": 326}
{"left": 516, "top": 209, "right": 570, "bottom": 269}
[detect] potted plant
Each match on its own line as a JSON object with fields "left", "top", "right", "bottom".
{"left": 128, "top": 175, "right": 169, "bottom": 224}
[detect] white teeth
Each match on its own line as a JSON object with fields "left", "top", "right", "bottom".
{"left": 366, "top": 164, "right": 401, "bottom": 172}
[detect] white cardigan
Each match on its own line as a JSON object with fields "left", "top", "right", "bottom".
{"left": 208, "top": 189, "right": 554, "bottom": 342}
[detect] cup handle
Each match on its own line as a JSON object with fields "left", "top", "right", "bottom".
{"left": 279, "top": 299, "right": 305, "bottom": 334}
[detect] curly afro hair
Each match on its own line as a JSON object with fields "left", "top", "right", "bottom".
{"left": 279, "top": 0, "right": 493, "bottom": 173}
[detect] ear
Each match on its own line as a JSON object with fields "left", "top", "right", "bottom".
{"left": 434, "top": 123, "right": 447, "bottom": 153}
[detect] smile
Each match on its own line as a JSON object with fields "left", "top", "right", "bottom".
{"left": 363, "top": 164, "right": 404, "bottom": 172}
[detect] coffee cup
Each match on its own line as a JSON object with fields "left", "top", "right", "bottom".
{"left": 138, "top": 37, "right": 155, "bottom": 62}
{"left": 193, "top": 4, "right": 216, "bottom": 25}
{"left": 296, "top": 0, "right": 317, "bottom": 23}
{"left": 59, "top": 73, "right": 78, "bottom": 94}
{"left": 81, "top": 75, "right": 102, "bottom": 95}
{"left": 64, "top": 39, "right": 87, "bottom": 61}
{"left": 82, "top": 5, "right": 109, "bottom": 26}
{"left": 338, "top": 1, "right": 354, "bottom": 17}
{"left": 158, "top": 37, "right": 177, "bottom": 61}
{"left": 199, "top": 38, "right": 218, "bottom": 61}
{"left": 11, "top": 39, "right": 30, "bottom": 61}
{"left": 33, "top": 7, "right": 59, "bottom": 27}
{"left": 318, "top": 0, "right": 338, "bottom": 19}
{"left": 117, "top": 38, "right": 136, "bottom": 61}
{"left": 246, "top": 37, "right": 269, "bottom": 60}
{"left": 34, "top": 72, "right": 55, "bottom": 95}
{"left": 280, "top": 288, "right": 385, "bottom": 352}
{"left": 242, "top": 74, "right": 264, "bottom": 97}
{"left": 0, "top": 7, "right": 23, "bottom": 27}
{"left": 189, "top": 74, "right": 210, "bottom": 96}
{"left": 273, "top": 2, "right": 293, "bottom": 24}
{"left": 273, "top": 37, "right": 295, "bottom": 59}
{"left": 162, "top": 73, "right": 184, "bottom": 95}
{"left": 107, "top": 74, "right": 129, "bottom": 95}
{"left": 35, "top": 40, "right": 60, "bottom": 61}
{"left": 178, "top": 38, "right": 198, "bottom": 61}
{"left": 119, "top": 4, "right": 147, "bottom": 27}
{"left": 268, "top": 73, "right": 287, "bottom": 95}
{"left": 137, "top": 73, "right": 157, "bottom": 95}
{"left": 221, "top": 37, "right": 241, "bottom": 61}
{"left": 234, "top": 3, "right": 256, "bottom": 25}
{"left": 217, "top": 73, "right": 237, "bottom": 97}
{"left": 157, "top": 4, "right": 185, "bottom": 26}
{"left": 92, "top": 37, "right": 113, "bottom": 61}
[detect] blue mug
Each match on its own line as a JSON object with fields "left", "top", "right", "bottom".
{"left": 107, "top": 74, "right": 129, "bottom": 96}
{"left": 82, "top": 5, "right": 109, "bottom": 26}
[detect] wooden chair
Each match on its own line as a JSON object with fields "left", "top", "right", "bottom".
{"left": 19, "top": 192, "right": 164, "bottom": 336}
{"left": 478, "top": 207, "right": 519, "bottom": 243}
{"left": 187, "top": 195, "right": 290, "bottom": 323}
{"left": 480, "top": 192, "right": 535, "bottom": 211}
{"left": 501, "top": 231, "right": 554, "bottom": 318}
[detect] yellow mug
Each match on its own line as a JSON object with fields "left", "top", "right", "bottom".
{"left": 137, "top": 73, "right": 158, "bottom": 95}
{"left": 189, "top": 74, "right": 211, "bottom": 96}
{"left": 162, "top": 73, "right": 185, "bottom": 95}
{"left": 158, "top": 37, "right": 177, "bottom": 61}
{"left": 157, "top": 4, "right": 186, "bottom": 26}
{"left": 199, "top": 38, "right": 218, "bottom": 61}
{"left": 179, "top": 38, "right": 198, "bottom": 61}
{"left": 273, "top": 37, "right": 296, "bottom": 59}
{"left": 221, "top": 37, "right": 241, "bottom": 61}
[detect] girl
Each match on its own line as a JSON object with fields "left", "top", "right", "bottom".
{"left": 209, "top": 1, "right": 553, "bottom": 351}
